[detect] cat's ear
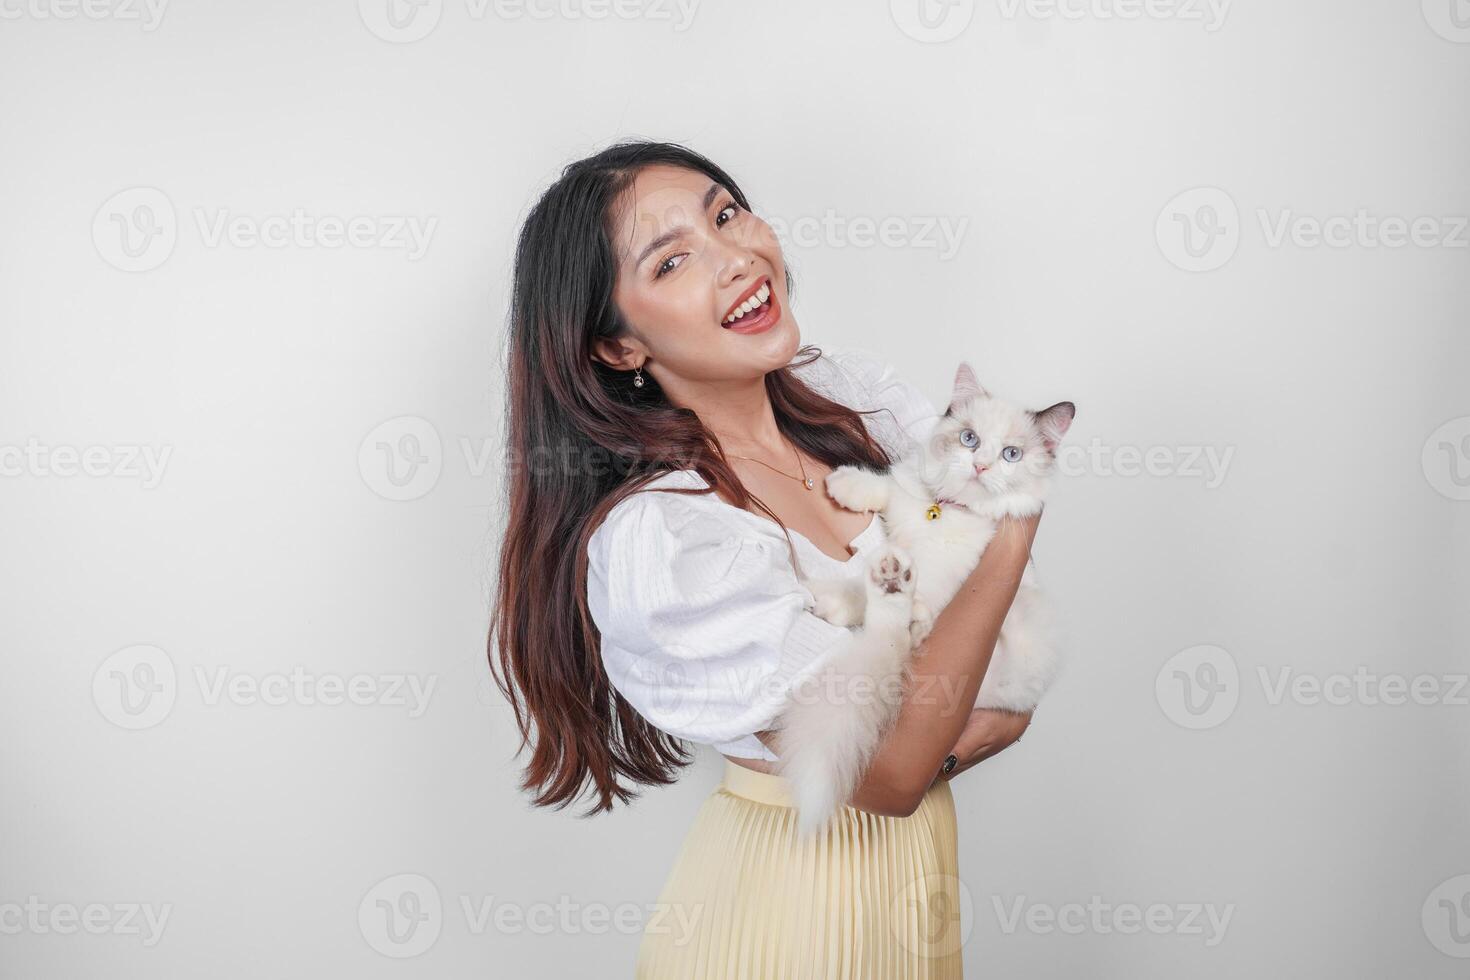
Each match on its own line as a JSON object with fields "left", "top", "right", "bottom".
{"left": 1033, "top": 401, "right": 1076, "bottom": 452}
{"left": 946, "top": 363, "right": 988, "bottom": 414}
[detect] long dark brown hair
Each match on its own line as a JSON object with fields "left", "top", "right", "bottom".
{"left": 488, "top": 140, "right": 894, "bottom": 815}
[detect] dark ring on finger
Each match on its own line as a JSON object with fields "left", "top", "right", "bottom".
{"left": 942, "top": 753, "right": 958, "bottom": 774}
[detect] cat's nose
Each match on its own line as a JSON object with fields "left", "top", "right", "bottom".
{"left": 974, "top": 463, "right": 989, "bottom": 475}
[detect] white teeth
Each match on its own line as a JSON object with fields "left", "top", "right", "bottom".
{"left": 724, "top": 282, "right": 772, "bottom": 324}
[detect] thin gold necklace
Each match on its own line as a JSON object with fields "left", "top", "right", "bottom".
{"left": 725, "top": 439, "right": 815, "bottom": 491}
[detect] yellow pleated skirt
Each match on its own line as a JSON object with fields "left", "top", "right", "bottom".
{"left": 636, "top": 759, "right": 963, "bottom": 979}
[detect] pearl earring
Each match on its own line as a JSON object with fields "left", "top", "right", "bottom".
{"left": 632, "top": 365, "right": 645, "bottom": 388}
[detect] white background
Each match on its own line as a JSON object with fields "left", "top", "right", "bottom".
{"left": 2, "top": 0, "right": 1467, "bottom": 976}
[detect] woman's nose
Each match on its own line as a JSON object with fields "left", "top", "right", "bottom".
{"left": 716, "top": 249, "right": 756, "bottom": 287}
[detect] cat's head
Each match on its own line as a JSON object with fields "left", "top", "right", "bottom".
{"left": 917, "top": 363, "right": 1075, "bottom": 506}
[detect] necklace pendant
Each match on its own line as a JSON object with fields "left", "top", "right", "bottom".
{"left": 803, "top": 477, "right": 815, "bottom": 490}
{"left": 925, "top": 503, "right": 942, "bottom": 521}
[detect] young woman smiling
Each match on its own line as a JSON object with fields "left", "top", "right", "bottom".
{"left": 489, "top": 140, "right": 1037, "bottom": 978}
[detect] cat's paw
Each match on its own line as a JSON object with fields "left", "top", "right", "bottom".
{"left": 825, "top": 466, "right": 889, "bottom": 513}
{"left": 864, "top": 547, "right": 916, "bottom": 636}
{"left": 807, "top": 579, "right": 865, "bottom": 627}
{"left": 866, "top": 546, "right": 915, "bottom": 599}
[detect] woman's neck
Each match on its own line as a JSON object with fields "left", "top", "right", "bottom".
{"left": 668, "top": 374, "right": 789, "bottom": 458}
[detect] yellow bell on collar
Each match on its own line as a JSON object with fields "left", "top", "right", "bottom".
{"left": 925, "top": 503, "right": 942, "bottom": 521}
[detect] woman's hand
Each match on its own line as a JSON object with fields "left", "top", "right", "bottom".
{"left": 938, "top": 708, "right": 1033, "bottom": 781}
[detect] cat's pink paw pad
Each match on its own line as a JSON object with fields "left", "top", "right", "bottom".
{"left": 868, "top": 547, "right": 914, "bottom": 596}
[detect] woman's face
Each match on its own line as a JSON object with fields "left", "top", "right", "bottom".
{"left": 598, "top": 164, "right": 800, "bottom": 389}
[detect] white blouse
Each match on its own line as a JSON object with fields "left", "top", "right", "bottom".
{"left": 585, "top": 347, "right": 941, "bottom": 762}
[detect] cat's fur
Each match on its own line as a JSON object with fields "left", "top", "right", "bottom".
{"left": 772, "top": 548, "right": 918, "bottom": 837}
{"left": 775, "top": 363, "right": 1075, "bottom": 835}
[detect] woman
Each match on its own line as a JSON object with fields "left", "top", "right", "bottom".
{"left": 489, "top": 140, "right": 1038, "bottom": 978}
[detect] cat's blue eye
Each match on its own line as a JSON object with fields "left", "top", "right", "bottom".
{"left": 1002, "top": 446, "right": 1023, "bottom": 463}
{"left": 959, "top": 429, "right": 978, "bottom": 448}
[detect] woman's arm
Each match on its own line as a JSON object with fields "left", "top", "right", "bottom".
{"left": 846, "top": 513, "right": 1040, "bottom": 817}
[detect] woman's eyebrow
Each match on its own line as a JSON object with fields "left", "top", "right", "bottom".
{"left": 632, "top": 183, "right": 726, "bottom": 269}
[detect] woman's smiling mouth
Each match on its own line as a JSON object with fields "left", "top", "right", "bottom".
{"left": 721, "top": 277, "right": 777, "bottom": 334}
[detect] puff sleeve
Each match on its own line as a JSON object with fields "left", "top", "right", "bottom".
{"left": 801, "top": 346, "right": 942, "bottom": 459}
{"left": 586, "top": 489, "right": 855, "bottom": 751}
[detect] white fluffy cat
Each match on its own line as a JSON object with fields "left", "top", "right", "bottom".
{"left": 775, "top": 363, "right": 1074, "bottom": 835}
{"left": 772, "top": 547, "right": 919, "bottom": 837}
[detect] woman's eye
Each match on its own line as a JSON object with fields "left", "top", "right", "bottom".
{"left": 1002, "top": 446, "right": 1023, "bottom": 463}
{"left": 959, "top": 429, "right": 978, "bottom": 448}
{"left": 716, "top": 201, "right": 740, "bottom": 227}
{"left": 655, "top": 253, "right": 686, "bottom": 278}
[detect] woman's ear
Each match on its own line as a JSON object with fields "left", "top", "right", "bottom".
{"left": 589, "top": 335, "right": 646, "bottom": 372}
